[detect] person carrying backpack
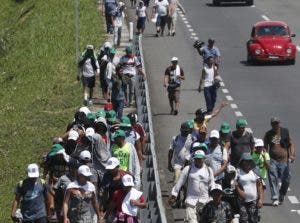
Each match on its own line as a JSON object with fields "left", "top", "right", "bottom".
{"left": 264, "top": 117, "right": 295, "bottom": 206}
{"left": 11, "top": 163, "right": 52, "bottom": 223}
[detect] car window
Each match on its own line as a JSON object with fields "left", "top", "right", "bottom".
{"left": 256, "top": 26, "right": 288, "bottom": 36}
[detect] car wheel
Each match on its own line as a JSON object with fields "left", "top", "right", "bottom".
{"left": 246, "top": 0, "right": 254, "bottom": 6}
{"left": 247, "top": 54, "right": 253, "bottom": 64}
{"left": 213, "top": 0, "right": 220, "bottom": 6}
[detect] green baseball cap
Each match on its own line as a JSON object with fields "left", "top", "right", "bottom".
{"left": 193, "top": 150, "right": 206, "bottom": 159}
{"left": 86, "top": 112, "right": 96, "bottom": 120}
{"left": 109, "top": 47, "right": 116, "bottom": 54}
{"left": 96, "top": 110, "right": 106, "bottom": 118}
{"left": 236, "top": 118, "right": 247, "bottom": 127}
{"left": 48, "top": 144, "right": 64, "bottom": 156}
{"left": 112, "top": 129, "right": 126, "bottom": 139}
{"left": 186, "top": 119, "right": 194, "bottom": 129}
{"left": 220, "top": 122, "right": 231, "bottom": 134}
{"left": 120, "top": 116, "right": 132, "bottom": 128}
{"left": 192, "top": 142, "right": 208, "bottom": 151}
{"left": 106, "top": 110, "right": 116, "bottom": 122}
{"left": 125, "top": 46, "right": 133, "bottom": 54}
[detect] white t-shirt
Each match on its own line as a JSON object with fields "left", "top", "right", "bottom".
{"left": 67, "top": 180, "right": 96, "bottom": 192}
{"left": 119, "top": 56, "right": 141, "bottom": 76}
{"left": 136, "top": 6, "right": 147, "bottom": 18}
{"left": 237, "top": 169, "right": 259, "bottom": 202}
{"left": 82, "top": 58, "right": 99, "bottom": 77}
{"left": 202, "top": 64, "right": 215, "bottom": 87}
{"left": 155, "top": 0, "right": 169, "bottom": 16}
{"left": 172, "top": 164, "right": 215, "bottom": 206}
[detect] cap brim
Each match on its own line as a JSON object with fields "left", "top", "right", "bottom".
{"left": 106, "top": 164, "right": 118, "bottom": 170}
{"left": 81, "top": 172, "right": 93, "bottom": 177}
{"left": 123, "top": 182, "right": 135, "bottom": 187}
{"left": 108, "top": 118, "right": 116, "bottom": 122}
{"left": 120, "top": 123, "right": 131, "bottom": 128}
{"left": 28, "top": 172, "right": 39, "bottom": 178}
{"left": 210, "top": 189, "right": 224, "bottom": 195}
{"left": 68, "top": 136, "right": 78, "bottom": 141}
{"left": 194, "top": 155, "right": 205, "bottom": 159}
{"left": 220, "top": 129, "right": 230, "bottom": 134}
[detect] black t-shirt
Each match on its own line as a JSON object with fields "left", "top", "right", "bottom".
{"left": 164, "top": 65, "right": 184, "bottom": 88}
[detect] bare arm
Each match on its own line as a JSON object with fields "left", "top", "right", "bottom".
{"left": 210, "top": 101, "right": 228, "bottom": 118}
{"left": 289, "top": 136, "right": 295, "bottom": 161}
{"left": 214, "top": 159, "right": 228, "bottom": 177}
{"left": 11, "top": 194, "right": 21, "bottom": 220}
{"left": 198, "top": 69, "right": 205, "bottom": 91}
{"left": 164, "top": 75, "right": 169, "bottom": 87}
{"left": 137, "top": 66, "right": 146, "bottom": 80}
{"left": 235, "top": 183, "right": 246, "bottom": 200}
{"left": 63, "top": 189, "right": 71, "bottom": 222}
{"left": 257, "top": 179, "right": 263, "bottom": 208}
{"left": 177, "top": 2, "right": 186, "bottom": 14}
{"left": 92, "top": 192, "right": 102, "bottom": 222}
{"left": 135, "top": 139, "right": 144, "bottom": 164}
{"left": 168, "top": 149, "right": 174, "bottom": 172}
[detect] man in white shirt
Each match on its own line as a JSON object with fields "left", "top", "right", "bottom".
{"left": 78, "top": 45, "right": 100, "bottom": 106}
{"left": 169, "top": 150, "right": 215, "bottom": 223}
{"left": 236, "top": 153, "right": 263, "bottom": 223}
{"left": 152, "top": 0, "right": 169, "bottom": 37}
{"left": 167, "top": 0, "right": 185, "bottom": 36}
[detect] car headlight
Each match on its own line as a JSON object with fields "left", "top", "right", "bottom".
{"left": 286, "top": 48, "right": 292, "bottom": 54}
{"left": 255, "top": 49, "right": 261, "bottom": 55}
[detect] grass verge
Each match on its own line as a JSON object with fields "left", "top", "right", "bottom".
{"left": 0, "top": 0, "right": 105, "bottom": 220}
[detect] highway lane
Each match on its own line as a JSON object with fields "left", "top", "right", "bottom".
{"left": 138, "top": 0, "right": 300, "bottom": 222}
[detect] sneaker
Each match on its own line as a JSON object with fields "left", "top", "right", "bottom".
{"left": 279, "top": 195, "right": 285, "bottom": 204}
{"left": 173, "top": 110, "right": 178, "bottom": 115}
{"left": 88, "top": 100, "right": 93, "bottom": 106}
{"left": 172, "top": 32, "right": 176, "bottom": 36}
{"left": 272, "top": 200, "right": 279, "bottom": 206}
{"left": 83, "top": 99, "right": 88, "bottom": 106}
{"left": 155, "top": 33, "right": 159, "bottom": 37}
{"left": 170, "top": 109, "right": 174, "bottom": 115}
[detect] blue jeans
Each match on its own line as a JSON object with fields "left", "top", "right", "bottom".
{"left": 204, "top": 86, "right": 217, "bottom": 113}
{"left": 268, "top": 159, "right": 291, "bottom": 200}
{"left": 112, "top": 99, "right": 125, "bottom": 119}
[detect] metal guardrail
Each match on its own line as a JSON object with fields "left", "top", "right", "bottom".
{"left": 133, "top": 34, "right": 168, "bottom": 223}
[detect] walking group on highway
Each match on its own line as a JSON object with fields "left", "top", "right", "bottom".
{"left": 9, "top": 1, "right": 297, "bottom": 223}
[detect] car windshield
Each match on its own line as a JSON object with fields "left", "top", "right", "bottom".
{"left": 256, "top": 25, "right": 288, "bottom": 36}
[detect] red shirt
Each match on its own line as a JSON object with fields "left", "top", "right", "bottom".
{"left": 132, "top": 123, "right": 146, "bottom": 140}
{"left": 112, "top": 189, "right": 145, "bottom": 212}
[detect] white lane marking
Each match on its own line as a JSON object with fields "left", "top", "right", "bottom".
{"left": 297, "top": 45, "right": 300, "bottom": 52}
{"left": 235, "top": 111, "right": 243, "bottom": 117}
{"left": 184, "top": 21, "right": 189, "bottom": 24}
{"left": 182, "top": 17, "right": 187, "bottom": 21}
{"left": 193, "top": 37, "right": 199, "bottom": 40}
{"left": 261, "top": 15, "right": 270, "bottom": 21}
{"left": 188, "top": 28, "right": 194, "bottom": 32}
{"left": 288, "top": 196, "right": 300, "bottom": 204}
{"left": 191, "top": 33, "right": 196, "bottom": 36}
{"left": 231, "top": 104, "right": 238, "bottom": 109}
{"left": 186, "top": 24, "right": 191, "bottom": 28}
{"left": 222, "top": 88, "right": 229, "bottom": 93}
{"left": 220, "top": 82, "right": 225, "bottom": 87}
{"left": 226, "top": 95, "right": 233, "bottom": 101}
{"left": 251, "top": 5, "right": 255, "bottom": 8}
{"left": 298, "top": 210, "right": 300, "bottom": 215}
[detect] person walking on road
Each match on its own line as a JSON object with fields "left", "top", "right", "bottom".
{"left": 200, "top": 184, "right": 234, "bottom": 223}
{"left": 119, "top": 46, "right": 146, "bottom": 107}
{"left": 236, "top": 153, "right": 263, "bottom": 223}
{"left": 152, "top": 0, "right": 169, "bottom": 37}
{"left": 264, "top": 117, "right": 295, "bottom": 206}
{"left": 113, "top": 2, "right": 125, "bottom": 47}
{"left": 11, "top": 163, "right": 51, "bottom": 223}
{"left": 198, "top": 56, "right": 219, "bottom": 114}
{"left": 102, "top": 0, "right": 118, "bottom": 34}
{"left": 230, "top": 119, "right": 255, "bottom": 167}
{"left": 78, "top": 45, "right": 100, "bottom": 106}
{"left": 167, "top": 0, "right": 185, "bottom": 36}
{"left": 164, "top": 57, "right": 185, "bottom": 115}
{"left": 136, "top": 1, "right": 149, "bottom": 35}
{"left": 169, "top": 150, "right": 215, "bottom": 223}
{"left": 197, "top": 38, "right": 221, "bottom": 68}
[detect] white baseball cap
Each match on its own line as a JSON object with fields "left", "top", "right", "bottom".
{"left": 79, "top": 150, "right": 91, "bottom": 161}
{"left": 27, "top": 163, "right": 40, "bottom": 178}
{"left": 104, "top": 41, "right": 112, "bottom": 48}
{"left": 210, "top": 183, "right": 224, "bottom": 195}
{"left": 85, "top": 127, "right": 95, "bottom": 137}
{"left": 79, "top": 106, "right": 91, "bottom": 115}
{"left": 122, "top": 174, "right": 135, "bottom": 187}
{"left": 226, "top": 164, "right": 236, "bottom": 173}
{"left": 68, "top": 130, "right": 79, "bottom": 141}
{"left": 78, "top": 165, "right": 93, "bottom": 177}
{"left": 106, "top": 157, "right": 120, "bottom": 170}
{"left": 209, "top": 130, "right": 220, "bottom": 139}
{"left": 171, "top": 57, "right": 178, "bottom": 61}
{"left": 86, "top": 44, "right": 94, "bottom": 50}
{"left": 255, "top": 138, "right": 264, "bottom": 147}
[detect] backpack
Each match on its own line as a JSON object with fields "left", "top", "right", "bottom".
{"left": 17, "top": 178, "right": 46, "bottom": 197}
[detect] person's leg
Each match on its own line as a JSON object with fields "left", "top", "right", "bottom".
{"left": 185, "top": 207, "right": 198, "bottom": 223}
{"left": 203, "top": 87, "right": 212, "bottom": 113}
{"left": 117, "top": 26, "right": 122, "bottom": 46}
{"left": 174, "top": 90, "right": 180, "bottom": 115}
{"left": 239, "top": 202, "right": 249, "bottom": 223}
{"left": 156, "top": 16, "right": 161, "bottom": 36}
{"left": 129, "top": 76, "right": 136, "bottom": 105}
{"left": 105, "top": 13, "right": 110, "bottom": 33}
{"left": 167, "top": 16, "right": 172, "bottom": 35}
{"left": 210, "top": 86, "right": 217, "bottom": 111}
{"left": 247, "top": 202, "right": 259, "bottom": 223}
{"left": 35, "top": 217, "right": 47, "bottom": 223}
{"left": 268, "top": 159, "right": 280, "bottom": 201}
{"left": 279, "top": 161, "right": 291, "bottom": 203}
{"left": 168, "top": 90, "right": 175, "bottom": 114}
{"left": 117, "top": 99, "right": 125, "bottom": 119}
{"left": 172, "top": 13, "right": 177, "bottom": 35}
{"left": 160, "top": 16, "right": 167, "bottom": 35}
{"left": 113, "top": 26, "right": 118, "bottom": 46}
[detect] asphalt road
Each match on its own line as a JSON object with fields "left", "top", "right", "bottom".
{"left": 131, "top": 0, "right": 300, "bottom": 222}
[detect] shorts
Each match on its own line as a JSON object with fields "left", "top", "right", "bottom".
{"left": 82, "top": 76, "right": 95, "bottom": 88}
{"left": 168, "top": 87, "right": 180, "bottom": 103}
{"left": 137, "top": 17, "right": 146, "bottom": 30}
{"left": 156, "top": 15, "right": 167, "bottom": 27}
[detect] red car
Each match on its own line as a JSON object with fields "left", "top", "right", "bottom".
{"left": 247, "top": 21, "right": 296, "bottom": 64}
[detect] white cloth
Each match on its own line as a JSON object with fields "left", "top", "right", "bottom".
{"left": 121, "top": 188, "right": 143, "bottom": 216}
{"left": 169, "top": 65, "right": 182, "bottom": 85}
{"left": 202, "top": 64, "right": 215, "bottom": 87}
{"left": 206, "top": 145, "right": 227, "bottom": 180}
{"left": 185, "top": 206, "right": 198, "bottom": 223}
{"left": 119, "top": 56, "right": 141, "bottom": 76}
{"left": 67, "top": 180, "right": 96, "bottom": 192}
{"left": 169, "top": 134, "right": 192, "bottom": 169}
{"left": 155, "top": 0, "right": 169, "bottom": 16}
{"left": 114, "top": 12, "right": 124, "bottom": 27}
{"left": 172, "top": 164, "right": 215, "bottom": 206}
{"left": 82, "top": 58, "right": 99, "bottom": 77}
{"left": 237, "top": 169, "right": 259, "bottom": 202}
{"left": 136, "top": 6, "right": 147, "bottom": 17}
